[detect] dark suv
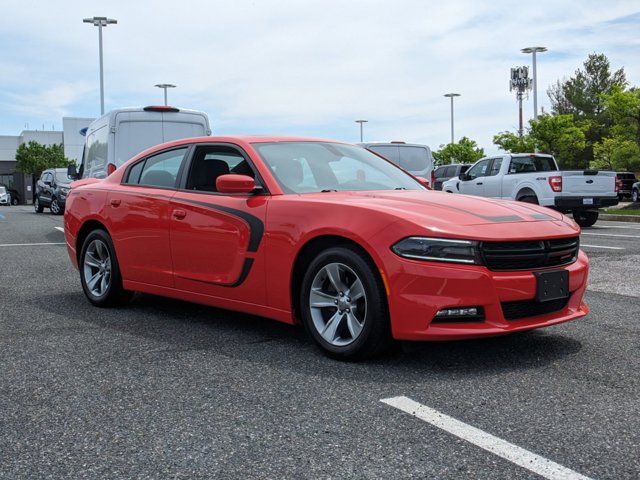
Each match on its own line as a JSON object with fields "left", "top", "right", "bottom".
{"left": 433, "top": 163, "right": 471, "bottom": 191}
{"left": 617, "top": 172, "right": 637, "bottom": 200}
{"left": 34, "top": 168, "right": 72, "bottom": 214}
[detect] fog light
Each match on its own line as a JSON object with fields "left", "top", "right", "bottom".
{"left": 436, "top": 307, "right": 479, "bottom": 317}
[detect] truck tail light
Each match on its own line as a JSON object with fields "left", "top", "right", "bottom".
{"left": 615, "top": 175, "right": 621, "bottom": 193}
{"left": 431, "top": 170, "right": 436, "bottom": 188}
{"left": 548, "top": 176, "right": 562, "bottom": 192}
{"left": 107, "top": 163, "right": 117, "bottom": 175}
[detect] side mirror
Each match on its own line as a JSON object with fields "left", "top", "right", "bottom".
{"left": 67, "top": 164, "right": 78, "bottom": 180}
{"left": 416, "top": 176, "right": 431, "bottom": 189}
{"left": 216, "top": 174, "right": 256, "bottom": 194}
{"left": 459, "top": 173, "right": 469, "bottom": 181}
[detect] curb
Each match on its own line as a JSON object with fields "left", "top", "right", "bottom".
{"left": 599, "top": 213, "right": 640, "bottom": 223}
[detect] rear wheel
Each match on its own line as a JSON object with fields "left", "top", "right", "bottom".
{"left": 573, "top": 210, "right": 599, "bottom": 228}
{"left": 80, "top": 229, "right": 134, "bottom": 307}
{"left": 50, "top": 197, "right": 63, "bottom": 215}
{"left": 300, "top": 246, "right": 391, "bottom": 360}
{"left": 34, "top": 196, "right": 44, "bottom": 213}
{"left": 11, "top": 196, "right": 18, "bottom": 206}
{"left": 518, "top": 195, "right": 539, "bottom": 205}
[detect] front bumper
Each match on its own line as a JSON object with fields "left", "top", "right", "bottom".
{"left": 386, "top": 250, "right": 589, "bottom": 341}
{"left": 554, "top": 196, "right": 618, "bottom": 210}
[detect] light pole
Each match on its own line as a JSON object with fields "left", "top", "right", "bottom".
{"left": 521, "top": 46, "right": 547, "bottom": 120}
{"left": 155, "top": 84, "right": 176, "bottom": 106}
{"left": 83, "top": 16, "right": 117, "bottom": 115}
{"left": 355, "top": 119, "right": 368, "bottom": 142}
{"left": 443, "top": 93, "right": 461, "bottom": 144}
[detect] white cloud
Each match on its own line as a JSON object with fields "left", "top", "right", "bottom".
{"left": 0, "top": 0, "right": 638, "bottom": 152}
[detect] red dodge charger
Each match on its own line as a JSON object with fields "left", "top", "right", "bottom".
{"left": 64, "top": 136, "right": 589, "bottom": 359}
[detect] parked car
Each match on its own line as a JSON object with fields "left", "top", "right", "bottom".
{"left": 0, "top": 183, "right": 20, "bottom": 205}
{"left": 359, "top": 141, "right": 435, "bottom": 188}
{"left": 441, "top": 153, "right": 619, "bottom": 227}
{"left": 75, "top": 106, "right": 211, "bottom": 180}
{"left": 433, "top": 164, "right": 471, "bottom": 191}
{"left": 0, "top": 186, "right": 10, "bottom": 206}
{"left": 616, "top": 172, "right": 637, "bottom": 200}
{"left": 632, "top": 181, "right": 640, "bottom": 203}
{"left": 64, "top": 136, "right": 588, "bottom": 360}
{"left": 34, "top": 168, "right": 72, "bottom": 214}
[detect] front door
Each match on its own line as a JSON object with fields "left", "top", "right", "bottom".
{"left": 459, "top": 159, "right": 490, "bottom": 196}
{"left": 169, "top": 144, "right": 268, "bottom": 305}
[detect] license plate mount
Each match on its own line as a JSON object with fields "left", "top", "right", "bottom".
{"left": 583, "top": 198, "right": 594, "bottom": 205}
{"left": 534, "top": 270, "right": 569, "bottom": 302}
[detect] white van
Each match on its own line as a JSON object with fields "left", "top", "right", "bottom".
{"left": 78, "top": 106, "right": 211, "bottom": 179}
{"left": 359, "top": 142, "right": 435, "bottom": 187}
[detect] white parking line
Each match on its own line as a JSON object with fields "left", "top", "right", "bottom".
{"left": 594, "top": 224, "right": 640, "bottom": 230}
{"left": 0, "top": 242, "right": 65, "bottom": 247}
{"left": 581, "top": 244, "right": 625, "bottom": 250}
{"left": 54, "top": 226, "right": 64, "bottom": 232}
{"left": 582, "top": 232, "right": 638, "bottom": 238}
{"left": 381, "top": 396, "right": 592, "bottom": 480}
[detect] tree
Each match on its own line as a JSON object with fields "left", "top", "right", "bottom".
{"left": 433, "top": 137, "right": 484, "bottom": 165}
{"left": 604, "top": 86, "right": 640, "bottom": 146}
{"left": 592, "top": 137, "right": 640, "bottom": 172}
{"left": 492, "top": 131, "right": 536, "bottom": 153}
{"left": 14, "top": 141, "right": 73, "bottom": 177}
{"left": 529, "top": 114, "right": 587, "bottom": 169}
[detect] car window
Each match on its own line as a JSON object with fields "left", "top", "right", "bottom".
{"left": 186, "top": 146, "right": 256, "bottom": 192}
{"left": 466, "top": 160, "right": 490, "bottom": 180}
{"left": 255, "top": 142, "right": 423, "bottom": 194}
{"left": 398, "top": 146, "right": 428, "bottom": 171}
{"left": 55, "top": 171, "right": 72, "bottom": 183}
{"left": 508, "top": 156, "right": 556, "bottom": 174}
{"left": 131, "top": 148, "right": 188, "bottom": 188}
{"left": 435, "top": 167, "right": 446, "bottom": 179}
{"left": 460, "top": 165, "right": 470, "bottom": 174}
{"left": 445, "top": 166, "right": 455, "bottom": 177}
{"left": 85, "top": 125, "right": 109, "bottom": 179}
{"left": 489, "top": 158, "right": 502, "bottom": 176}
{"left": 367, "top": 145, "right": 400, "bottom": 165}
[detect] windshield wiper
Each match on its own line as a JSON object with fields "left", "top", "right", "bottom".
{"left": 320, "top": 189, "right": 338, "bottom": 192}
{"left": 394, "top": 187, "right": 407, "bottom": 190}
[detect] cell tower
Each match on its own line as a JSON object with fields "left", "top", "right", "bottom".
{"left": 509, "top": 66, "right": 532, "bottom": 136}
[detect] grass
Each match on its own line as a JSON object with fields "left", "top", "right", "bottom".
{"left": 602, "top": 204, "right": 640, "bottom": 216}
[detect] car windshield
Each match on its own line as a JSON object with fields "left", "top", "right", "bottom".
{"left": 55, "top": 171, "right": 72, "bottom": 183}
{"left": 253, "top": 142, "right": 424, "bottom": 193}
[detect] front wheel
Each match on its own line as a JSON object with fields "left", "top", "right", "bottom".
{"left": 573, "top": 210, "right": 599, "bottom": 228}
{"left": 300, "top": 246, "right": 391, "bottom": 360}
{"left": 80, "top": 229, "right": 134, "bottom": 307}
{"left": 50, "top": 197, "right": 63, "bottom": 215}
{"left": 633, "top": 189, "right": 639, "bottom": 203}
{"left": 34, "top": 196, "right": 44, "bottom": 213}
{"left": 11, "top": 196, "right": 18, "bottom": 206}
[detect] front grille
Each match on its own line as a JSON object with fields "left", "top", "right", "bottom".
{"left": 501, "top": 298, "right": 569, "bottom": 321}
{"left": 480, "top": 237, "right": 579, "bottom": 271}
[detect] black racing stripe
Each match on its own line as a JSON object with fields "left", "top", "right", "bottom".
{"left": 176, "top": 258, "right": 254, "bottom": 288}
{"left": 173, "top": 198, "right": 264, "bottom": 252}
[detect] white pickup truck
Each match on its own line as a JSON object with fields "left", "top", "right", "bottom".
{"left": 441, "top": 153, "right": 619, "bottom": 227}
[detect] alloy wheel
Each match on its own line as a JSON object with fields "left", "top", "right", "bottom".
{"left": 51, "top": 199, "right": 60, "bottom": 214}
{"left": 34, "top": 198, "right": 39, "bottom": 212}
{"left": 83, "top": 239, "right": 111, "bottom": 297}
{"left": 309, "top": 262, "right": 367, "bottom": 347}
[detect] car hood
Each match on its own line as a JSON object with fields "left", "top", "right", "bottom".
{"left": 302, "top": 190, "right": 569, "bottom": 228}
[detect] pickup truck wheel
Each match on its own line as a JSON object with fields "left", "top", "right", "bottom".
{"left": 519, "top": 195, "right": 538, "bottom": 205}
{"left": 573, "top": 210, "right": 599, "bottom": 228}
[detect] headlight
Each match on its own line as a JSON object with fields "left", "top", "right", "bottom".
{"left": 391, "top": 237, "right": 481, "bottom": 264}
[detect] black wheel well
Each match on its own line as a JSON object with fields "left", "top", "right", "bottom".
{"left": 290, "top": 235, "right": 381, "bottom": 323}
{"left": 76, "top": 220, "right": 109, "bottom": 262}
{"left": 516, "top": 188, "right": 537, "bottom": 200}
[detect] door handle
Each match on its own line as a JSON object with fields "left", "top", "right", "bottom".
{"left": 476, "top": 182, "right": 483, "bottom": 185}
{"left": 173, "top": 209, "right": 187, "bottom": 220}
{"left": 110, "top": 199, "right": 121, "bottom": 207}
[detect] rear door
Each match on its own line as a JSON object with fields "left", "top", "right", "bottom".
{"left": 169, "top": 144, "right": 268, "bottom": 304}
{"left": 107, "top": 146, "right": 189, "bottom": 287}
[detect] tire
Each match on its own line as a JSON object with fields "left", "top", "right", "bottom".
{"left": 299, "top": 246, "right": 391, "bottom": 360}
{"left": 11, "top": 197, "right": 18, "bottom": 206}
{"left": 50, "top": 197, "right": 63, "bottom": 215}
{"left": 518, "top": 195, "right": 539, "bottom": 205}
{"left": 633, "top": 189, "right": 639, "bottom": 203}
{"left": 573, "top": 210, "right": 599, "bottom": 228}
{"left": 79, "top": 229, "right": 134, "bottom": 307}
{"left": 34, "top": 196, "right": 44, "bottom": 213}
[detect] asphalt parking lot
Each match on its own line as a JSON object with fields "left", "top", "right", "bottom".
{"left": 1, "top": 206, "right": 639, "bottom": 479}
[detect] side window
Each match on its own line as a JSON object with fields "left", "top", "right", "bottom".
{"left": 435, "top": 167, "right": 446, "bottom": 179}
{"left": 445, "top": 166, "right": 455, "bottom": 177}
{"left": 126, "top": 160, "right": 145, "bottom": 185}
{"left": 466, "top": 160, "right": 490, "bottom": 180}
{"left": 489, "top": 158, "right": 502, "bottom": 176}
{"left": 186, "top": 146, "right": 256, "bottom": 192}
{"left": 85, "top": 125, "right": 109, "bottom": 179}
{"left": 132, "top": 148, "right": 187, "bottom": 188}
{"left": 367, "top": 146, "right": 400, "bottom": 165}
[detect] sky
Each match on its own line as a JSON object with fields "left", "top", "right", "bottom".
{"left": 0, "top": 0, "right": 639, "bottom": 154}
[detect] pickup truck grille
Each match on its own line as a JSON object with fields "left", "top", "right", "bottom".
{"left": 480, "top": 237, "right": 579, "bottom": 271}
